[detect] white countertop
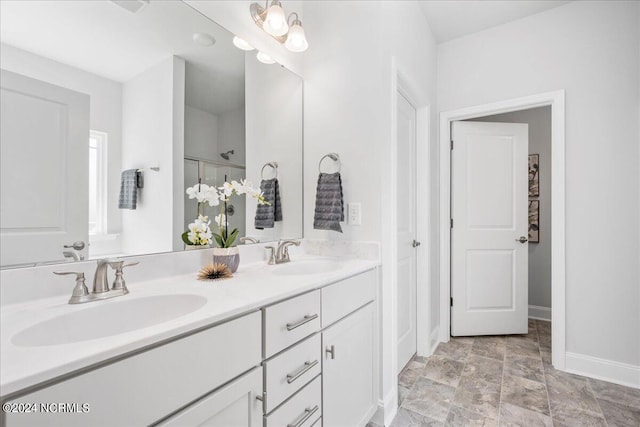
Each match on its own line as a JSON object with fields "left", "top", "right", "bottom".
{"left": 0, "top": 256, "right": 378, "bottom": 398}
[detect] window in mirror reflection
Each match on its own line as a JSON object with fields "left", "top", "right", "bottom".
{"left": 88, "top": 130, "right": 108, "bottom": 237}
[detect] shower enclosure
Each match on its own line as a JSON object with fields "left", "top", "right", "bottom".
{"left": 184, "top": 158, "right": 246, "bottom": 242}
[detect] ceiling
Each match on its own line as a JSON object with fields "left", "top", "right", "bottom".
{"left": 0, "top": 0, "right": 245, "bottom": 115}
{"left": 419, "top": 0, "right": 571, "bottom": 43}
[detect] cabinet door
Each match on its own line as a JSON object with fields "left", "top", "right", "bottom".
{"left": 322, "top": 303, "right": 376, "bottom": 427}
{"left": 159, "top": 367, "right": 263, "bottom": 427}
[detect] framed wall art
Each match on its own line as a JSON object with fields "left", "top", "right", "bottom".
{"left": 529, "top": 154, "right": 539, "bottom": 198}
{"left": 528, "top": 199, "right": 540, "bottom": 243}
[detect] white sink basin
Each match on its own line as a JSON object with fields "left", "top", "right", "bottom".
{"left": 12, "top": 294, "right": 207, "bottom": 347}
{"left": 272, "top": 259, "right": 344, "bottom": 276}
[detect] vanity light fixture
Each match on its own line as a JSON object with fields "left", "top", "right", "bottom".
{"left": 233, "top": 36, "right": 255, "bottom": 51}
{"left": 256, "top": 51, "right": 276, "bottom": 64}
{"left": 250, "top": 1, "right": 309, "bottom": 52}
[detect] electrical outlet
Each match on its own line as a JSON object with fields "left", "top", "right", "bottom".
{"left": 348, "top": 203, "right": 362, "bottom": 225}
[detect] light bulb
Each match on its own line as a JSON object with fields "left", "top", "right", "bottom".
{"left": 256, "top": 51, "right": 276, "bottom": 64}
{"left": 263, "top": 2, "right": 289, "bottom": 37}
{"left": 284, "top": 21, "right": 308, "bottom": 52}
{"left": 233, "top": 36, "right": 254, "bottom": 51}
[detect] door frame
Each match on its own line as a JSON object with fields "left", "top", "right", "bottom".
{"left": 439, "top": 90, "right": 566, "bottom": 370}
{"left": 379, "top": 58, "right": 431, "bottom": 425}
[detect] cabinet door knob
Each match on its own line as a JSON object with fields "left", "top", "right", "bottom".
{"left": 326, "top": 345, "right": 335, "bottom": 359}
{"left": 516, "top": 236, "right": 528, "bottom": 244}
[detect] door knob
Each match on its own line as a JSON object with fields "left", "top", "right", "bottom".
{"left": 516, "top": 236, "right": 528, "bottom": 244}
{"left": 64, "top": 241, "right": 85, "bottom": 250}
{"left": 412, "top": 240, "right": 421, "bottom": 248}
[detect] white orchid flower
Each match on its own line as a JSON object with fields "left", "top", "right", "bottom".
{"left": 214, "top": 213, "right": 227, "bottom": 228}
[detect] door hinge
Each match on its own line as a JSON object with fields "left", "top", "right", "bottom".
{"left": 450, "top": 140, "right": 454, "bottom": 150}
{"left": 450, "top": 297, "right": 453, "bottom": 307}
{"left": 450, "top": 218, "right": 453, "bottom": 228}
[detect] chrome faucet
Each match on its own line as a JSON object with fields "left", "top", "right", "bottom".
{"left": 266, "top": 240, "right": 301, "bottom": 265}
{"left": 240, "top": 236, "right": 260, "bottom": 244}
{"left": 63, "top": 250, "right": 84, "bottom": 261}
{"left": 54, "top": 258, "right": 138, "bottom": 304}
{"left": 93, "top": 259, "right": 112, "bottom": 293}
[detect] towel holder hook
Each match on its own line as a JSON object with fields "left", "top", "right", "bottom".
{"left": 318, "top": 153, "right": 341, "bottom": 174}
{"left": 261, "top": 162, "right": 278, "bottom": 180}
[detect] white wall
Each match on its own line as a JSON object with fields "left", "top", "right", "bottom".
{"left": 302, "top": 1, "right": 438, "bottom": 423}
{"left": 218, "top": 107, "right": 246, "bottom": 166}
{"left": 469, "top": 107, "right": 552, "bottom": 311}
{"left": 121, "top": 56, "right": 185, "bottom": 256}
{"left": 438, "top": 1, "right": 640, "bottom": 367}
{"left": 0, "top": 43, "right": 123, "bottom": 245}
{"left": 245, "top": 53, "right": 303, "bottom": 242}
{"left": 184, "top": 105, "right": 219, "bottom": 161}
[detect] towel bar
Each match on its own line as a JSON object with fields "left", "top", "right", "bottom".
{"left": 318, "top": 153, "right": 341, "bottom": 173}
{"left": 261, "top": 162, "right": 278, "bottom": 179}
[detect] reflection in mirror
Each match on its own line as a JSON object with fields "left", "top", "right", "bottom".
{"left": 0, "top": 0, "right": 303, "bottom": 268}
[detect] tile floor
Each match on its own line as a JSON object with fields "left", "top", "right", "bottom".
{"left": 370, "top": 319, "right": 640, "bottom": 426}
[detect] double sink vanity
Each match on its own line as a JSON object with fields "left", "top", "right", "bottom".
{"left": 1, "top": 245, "right": 380, "bottom": 427}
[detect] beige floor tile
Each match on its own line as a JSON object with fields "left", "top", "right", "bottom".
{"left": 452, "top": 376, "right": 501, "bottom": 419}
{"left": 499, "top": 402, "right": 553, "bottom": 427}
{"left": 501, "top": 375, "right": 550, "bottom": 416}
{"left": 422, "top": 355, "right": 465, "bottom": 387}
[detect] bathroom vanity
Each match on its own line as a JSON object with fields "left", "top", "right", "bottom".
{"left": 1, "top": 256, "right": 379, "bottom": 427}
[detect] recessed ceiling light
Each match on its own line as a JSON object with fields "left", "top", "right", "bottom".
{"left": 256, "top": 51, "right": 276, "bottom": 64}
{"left": 233, "top": 36, "right": 255, "bottom": 51}
{"left": 192, "top": 33, "right": 216, "bottom": 47}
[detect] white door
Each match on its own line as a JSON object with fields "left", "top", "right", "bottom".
{"left": 396, "top": 93, "right": 418, "bottom": 370}
{"left": 0, "top": 69, "right": 90, "bottom": 267}
{"left": 323, "top": 304, "right": 375, "bottom": 427}
{"left": 451, "top": 121, "right": 529, "bottom": 336}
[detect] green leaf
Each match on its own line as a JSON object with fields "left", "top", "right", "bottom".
{"left": 225, "top": 228, "right": 240, "bottom": 247}
{"left": 181, "top": 231, "right": 192, "bottom": 245}
{"left": 213, "top": 233, "right": 224, "bottom": 248}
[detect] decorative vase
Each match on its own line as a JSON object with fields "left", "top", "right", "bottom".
{"left": 185, "top": 244, "right": 210, "bottom": 251}
{"left": 212, "top": 246, "right": 240, "bottom": 273}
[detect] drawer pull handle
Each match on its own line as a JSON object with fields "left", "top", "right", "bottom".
{"left": 326, "top": 345, "right": 335, "bottom": 359}
{"left": 286, "top": 360, "right": 319, "bottom": 384}
{"left": 286, "top": 314, "right": 318, "bottom": 331}
{"left": 287, "top": 405, "right": 320, "bottom": 427}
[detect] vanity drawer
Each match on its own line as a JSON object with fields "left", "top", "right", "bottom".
{"left": 264, "top": 333, "right": 321, "bottom": 412}
{"left": 265, "top": 375, "right": 321, "bottom": 427}
{"left": 264, "top": 290, "right": 321, "bottom": 358}
{"left": 322, "top": 269, "right": 376, "bottom": 327}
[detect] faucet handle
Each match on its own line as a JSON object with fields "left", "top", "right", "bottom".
{"left": 108, "top": 261, "right": 139, "bottom": 293}
{"left": 265, "top": 246, "right": 276, "bottom": 265}
{"left": 54, "top": 271, "right": 90, "bottom": 303}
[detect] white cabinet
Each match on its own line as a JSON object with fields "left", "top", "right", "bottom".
{"left": 322, "top": 303, "right": 376, "bottom": 427}
{"left": 5, "top": 312, "right": 261, "bottom": 427}
{"left": 159, "top": 367, "right": 263, "bottom": 427}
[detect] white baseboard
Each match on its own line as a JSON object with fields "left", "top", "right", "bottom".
{"left": 565, "top": 352, "right": 640, "bottom": 388}
{"left": 379, "top": 387, "right": 398, "bottom": 427}
{"left": 429, "top": 326, "right": 440, "bottom": 355}
{"left": 528, "top": 305, "right": 551, "bottom": 321}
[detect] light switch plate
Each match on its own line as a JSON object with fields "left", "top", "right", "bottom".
{"left": 348, "top": 203, "right": 361, "bottom": 225}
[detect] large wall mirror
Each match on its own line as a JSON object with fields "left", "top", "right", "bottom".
{"left": 0, "top": 0, "right": 303, "bottom": 268}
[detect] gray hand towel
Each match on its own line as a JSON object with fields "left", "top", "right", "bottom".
{"left": 118, "top": 169, "right": 138, "bottom": 210}
{"left": 255, "top": 178, "right": 282, "bottom": 229}
{"left": 313, "top": 172, "right": 344, "bottom": 233}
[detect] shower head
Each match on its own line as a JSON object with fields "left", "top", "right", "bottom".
{"left": 220, "top": 150, "right": 234, "bottom": 160}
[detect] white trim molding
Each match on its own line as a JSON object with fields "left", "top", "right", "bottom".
{"left": 528, "top": 305, "right": 552, "bottom": 321}
{"left": 439, "top": 90, "right": 567, "bottom": 370}
{"left": 429, "top": 326, "right": 440, "bottom": 356}
{"left": 565, "top": 352, "right": 640, "bottom": 389}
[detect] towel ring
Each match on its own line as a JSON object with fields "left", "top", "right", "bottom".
{"left": 261, "top": 162, "right": 278, "bottom": 179}
{"left": 318, "top": 153, "right": 341, "bottom": 174}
